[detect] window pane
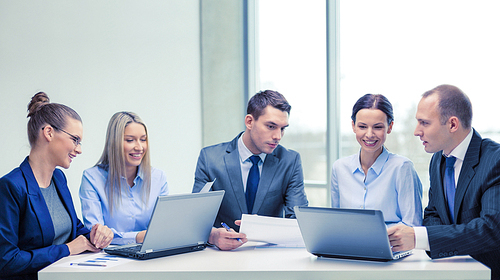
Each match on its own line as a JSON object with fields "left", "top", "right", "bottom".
{"left": 257, "top": 0, "right": 327, "bottom": 206}
{"left": 339, "top": 0, "right": 500, "bottom": 205}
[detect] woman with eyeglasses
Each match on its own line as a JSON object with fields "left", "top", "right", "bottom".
{"left": 79, "top": 112, "right": 169, "bottom": 245}
{"left": 0, "top": 92, "right": 113, "bottom": 279}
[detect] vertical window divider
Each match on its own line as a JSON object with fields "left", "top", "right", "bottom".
{"left": 326, "top": 0, "right": 340, "bottom": 207}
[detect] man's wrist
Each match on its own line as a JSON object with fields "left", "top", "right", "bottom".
{"left": 208, "top": 227, "right": 217, "bottom": 245}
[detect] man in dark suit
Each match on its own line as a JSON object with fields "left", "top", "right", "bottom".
{"left": 193, "top": 90, "right": 309, "bottom": 250}
{"left": 388, "top": 85, "right": 500, "bottom": 279}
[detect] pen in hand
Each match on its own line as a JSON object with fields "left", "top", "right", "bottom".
{"left": 221, "top": 222, "right": 243, "bottom": 243}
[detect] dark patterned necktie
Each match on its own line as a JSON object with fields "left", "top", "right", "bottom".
{"left": 246, "top": 155, "right": 260, "bottom": 214}
{"left": 445, "top": 156, "right": 457, "bottom": 223}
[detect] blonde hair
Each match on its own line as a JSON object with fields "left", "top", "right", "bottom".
{"left": 96, "top": 112, "right": 151, "bottom": 214}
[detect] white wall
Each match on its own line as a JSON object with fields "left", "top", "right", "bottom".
{"left": 0, "top": 0, "right": 202, "bottom": 217}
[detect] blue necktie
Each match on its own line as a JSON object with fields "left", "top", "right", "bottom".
{"left": 444, "top": 156, "right": 457, "bottom": 223}
{"left": 246, "top": 155, "right": 260, "bottom": 214}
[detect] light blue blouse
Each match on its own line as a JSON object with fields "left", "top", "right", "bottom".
{"left": 79, "top": 165, "right": 169, "bottom": 244}
{"left": 330, "top": 147, "right": 423, "bottom": 227}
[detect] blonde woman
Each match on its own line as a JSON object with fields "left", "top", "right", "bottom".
{"left": 0, "top": 92, "right": 112, "bottom": 279}
{"left": 79, "top": 112, "right": 169, "bottom": 245}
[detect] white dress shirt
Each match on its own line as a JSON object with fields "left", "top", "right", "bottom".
{"left": 237, "top": 133, "right": 266, "bottom": 192}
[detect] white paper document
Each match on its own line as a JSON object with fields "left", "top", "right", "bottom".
{"left": 54, "top": 252, "right": 133, "bottom": 270}
{"left": 200, "top": 178, "right": 216, "bottom": 193}
{"left": 239, "top": 214, "right": 305, "bottom": 247}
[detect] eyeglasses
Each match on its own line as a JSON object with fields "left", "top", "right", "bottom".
{"left": 43, "top": 125, "right": 82, "bottom": 147}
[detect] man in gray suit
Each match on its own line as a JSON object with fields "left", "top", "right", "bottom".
{"left": 388, "top": 85, "right": 500, "bottom": 279}
{"left": 193, "top": 90, "right": 309, "bottom": 250}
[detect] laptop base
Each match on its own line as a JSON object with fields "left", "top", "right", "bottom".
{"left": 315, "top": 253, "right": 393, "bottom": 262}
{"left": 104, "top": 243, "right": 207, "bottom": 260}
{"left": 315, "top": 250, "right": 412, "bottom": 262}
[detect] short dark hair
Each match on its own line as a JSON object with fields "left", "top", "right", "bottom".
{"left": 351, "top": 94, "right": 394, "bottom": 125}
{"left": 247, "top": 90, "right": 291, "bottom": 120}
{"left": 423, "top": 84, "right": 472, "bottom": 129}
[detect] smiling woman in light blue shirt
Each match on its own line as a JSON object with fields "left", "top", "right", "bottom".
{"left": 79, "top": 112, "right": 169, "bottom": 245}
{"left": 331, "top": 94, "right": 422, "bottom": 227}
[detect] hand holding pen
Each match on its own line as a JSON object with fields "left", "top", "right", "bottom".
{"left": 221, "top": 222, "right": 243, "bottom": 243}
{"left": 208, "top": 220, "right": 247, "bottom": 251}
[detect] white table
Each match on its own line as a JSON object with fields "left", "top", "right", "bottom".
{"left": 39, "top": 244, "right": 490, "bottom": 280}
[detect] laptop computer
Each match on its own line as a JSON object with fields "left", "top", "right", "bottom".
{"left": 294, "top": 206, "right": 412, "bottom": 262}
{"left": 104, "top": 190, "right": 224, "bottom": 260}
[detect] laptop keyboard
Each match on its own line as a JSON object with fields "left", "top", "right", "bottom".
{"left": 115, "top": 244, "right": 142, "bottom": 253}
{"left": 393, "top": 250, "right": 413, "bottom": 259}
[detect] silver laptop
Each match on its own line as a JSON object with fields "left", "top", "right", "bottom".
{"left": 104, "top": 191, "right": 224, "bottom": 260}
{"left": 294, "top": 206, "right": 412, "bottom": 262}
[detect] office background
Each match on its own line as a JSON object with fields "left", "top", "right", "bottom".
{"left": 1, "top": 0, "right": 205, "bottom": 216}
{"left": 2, "top": 0, "right": 500, "bottom": 217}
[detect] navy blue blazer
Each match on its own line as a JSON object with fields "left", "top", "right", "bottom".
{"left": 424, "top": 130, "right": 500, "bottom": 275}
{"left": 193, "top": 133, "right": 309, "bottom": 231}
{"left": 0, "top": 157, "right": 90, "bottom": 280}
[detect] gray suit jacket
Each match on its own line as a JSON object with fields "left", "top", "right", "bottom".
{"left": 424, "top": 129, "right": 500, "bottom": 276}
{"left": 193, "top": 133, "right": 308, "bottom": 231}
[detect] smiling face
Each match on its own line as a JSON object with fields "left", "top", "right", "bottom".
{"left": 123, "top": 122, "right": 148, "bottom": 171}
{"left": 352, "top": 108, "right": 393, "bottom": 157}
{"left": 414, "top": 94, "right": 452, "bottom": 154}
{"left": 50, "top": 117, "right": 83, "bottom": 169}
{"left": 242, "top": 105, "right": 289, "bottom": 155}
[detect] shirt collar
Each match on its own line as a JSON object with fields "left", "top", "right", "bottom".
{"left": 444, "top": 129, "right": 473, "bottom": 162}
{"left": 136, "top": 164, "right": 145, "bottom": 180}
{"left": 238, "top": 133, "right": 266, "bottom": 163}
{"left": 351, "top": 146, "right": 389, "bottom": 176}
{"left": 371, "top": 147, "right": 389, "bottom": 175}
{"left": 121, "top": 165, "right": 144, "bottom": 182}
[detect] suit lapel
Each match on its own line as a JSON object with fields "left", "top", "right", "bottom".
{"left": 252, "top": 152, "right": 278, "bottom": 214}
{"left": 454, "top": 130, "right": 480, "bottom": 222}
{"left": 21, "top": 158, "right": 55, "bottom": 246}
{"left": 224, "top": 138, "right": 248, "bottom": 214}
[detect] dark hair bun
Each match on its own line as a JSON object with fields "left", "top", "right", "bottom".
{"left": 27, "top": 92, "right": 50, "bottom": 118}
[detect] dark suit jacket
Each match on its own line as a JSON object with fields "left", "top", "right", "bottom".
{"left": 424, "top": 130, "right": 500, "bottom": 275}
{"left": 0, "top": 157, "right": 90, "bottom": 280}
{"left": 193, "top": 133, "right": 309, "bottom": 231}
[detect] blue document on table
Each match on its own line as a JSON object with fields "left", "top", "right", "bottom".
{"left": 104, "top": 191, "right": 224, "bottom": 260}
{"left": 295, "top": 206, "right": 412, "bottom": 262}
